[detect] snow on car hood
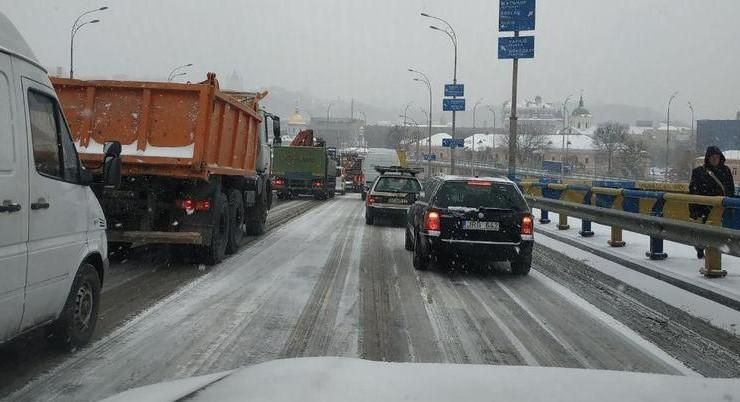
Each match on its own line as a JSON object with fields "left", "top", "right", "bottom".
{"left": 101, "top": 357, "right": 740, "bottom": 402}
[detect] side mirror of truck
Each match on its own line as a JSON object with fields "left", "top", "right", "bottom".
{"left": 103, "top": 141, "right": 122, "bottom": 189}
{"left": 272, "top": 116, "right": 281, "bottom": 145}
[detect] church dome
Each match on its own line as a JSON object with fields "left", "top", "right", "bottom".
{"left": 288, "top": 108, "right": 307, "bottom": 126}
{"left": 571, "top": 95, "right": 591, "bottom": 116}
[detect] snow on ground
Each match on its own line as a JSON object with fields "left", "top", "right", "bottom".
{"left": 533, "top": 208, "right": 740, "bottom": 332}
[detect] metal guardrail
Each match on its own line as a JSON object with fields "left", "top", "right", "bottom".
{"left": 526, "top": 196, "right": 740, "bottom": 257}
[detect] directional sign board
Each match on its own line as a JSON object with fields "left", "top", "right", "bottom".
{"left": 498, "top": 36, "right": 535, "bottom": 59}
{"left": 499, "top": 0, "right": 536, "bottom": 32}
{"left": 444, "top": 84, "right": 464, "bottom": 97}
{"left": 442, "top": 138, "right": 465, "bottom": 149}
{"left": 327, "top": 147, "right": 337, "bottom": 158}
{"left": 423, "top": 154, "right": 437, "bottom": 161}
{"left": 442, "top": 98, "right": 466, "bottom": 112}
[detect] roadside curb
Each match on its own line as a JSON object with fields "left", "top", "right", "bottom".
{"left": 535, "top": 229, "right": 740, "bottom": 313}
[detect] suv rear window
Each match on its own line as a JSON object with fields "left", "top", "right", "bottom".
{"left": 434, "top": 181, "right": 528, "bottom": 211}
{"left": 374, "top": 176, "right": 421, "bottom": 193}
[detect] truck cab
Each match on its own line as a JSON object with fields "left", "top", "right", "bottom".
{"left": 0, "top": 12, "right": 120, "bottom": 349}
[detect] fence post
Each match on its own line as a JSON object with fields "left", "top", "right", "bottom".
{"left": 608, "top": 226, "right": 626, "bottom": 247}
{"left": 557, "top": 213, "right": 570, "bottom": 230}
{"left": 700, "top": 247, "right": 727, "bottom": 278}
{"left": 579, "top": 220, "right": 594, "bottom": 237}
{"left": 645, "top": 237, "right": 668, "bottom": 260}
{"left": 539, "top": 210, "right": 551, "bottom": 224}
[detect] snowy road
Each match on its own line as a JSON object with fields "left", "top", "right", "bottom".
{"left": 6, "top": 194, "right": 740, "bottom": 401}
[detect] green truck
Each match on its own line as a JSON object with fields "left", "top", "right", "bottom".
{"left": 272, "top": 146, "right": 337, "bottom": 200}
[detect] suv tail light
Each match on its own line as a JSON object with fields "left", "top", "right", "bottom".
{"left": 521, "top": 214, "right": 534, "bottom": 239}
{"left": 424, "top": 211, "right": 441, "bottom": 232}
{"left": 367, "top": 195, "right": 377, "bottom": 205}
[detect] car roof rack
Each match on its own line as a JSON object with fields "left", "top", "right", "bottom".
{"left": 374, "top": 165, "right": 422, "bottom": 176}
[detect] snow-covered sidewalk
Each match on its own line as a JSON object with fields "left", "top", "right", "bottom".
{"left": 533, "top": 209, "right": 740, "bottom": 333}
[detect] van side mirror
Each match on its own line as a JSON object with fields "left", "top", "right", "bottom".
{"left": 103, "top": 141, "right": 122, "bottom": 189}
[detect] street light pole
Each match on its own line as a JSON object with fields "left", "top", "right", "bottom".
{"left": 561, "top": 94, "right": 574, "bottom": 179}
{"left": 410, "top": 68, "right": 433, "bottom": 177}
{"left": 423, "top": 13, "right": 458, "bottom": 174}
{"left": 665, "top": 91, "right": 679, "bottom": 183}
{"left": 487, "top": 105, "right": 497, "bottom": 166}
{"left": 70, "top": 6, "right": 108, "bottom": 79}
{"left": 326, "top": 102, "right": 335, "bottom": 147}
{"left": 403, "top": 101, "right": 413, "bottom": 155}
{"left": 167, "top": 63, "right": 193, "bottom": 82}
{"left": 688, "top": 101, "right": 695, "bottom": 179}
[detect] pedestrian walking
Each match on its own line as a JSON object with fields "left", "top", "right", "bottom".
{"left": 689, "top": 146, "right": 735, "bottom": 259}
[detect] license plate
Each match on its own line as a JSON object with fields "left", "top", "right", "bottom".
{"left": 388, "top": 198, "right": 407, "bottom": 204}
{"left": 463, "top": 221, "right": 499, "bottom": 231}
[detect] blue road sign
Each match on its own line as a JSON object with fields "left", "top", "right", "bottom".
{"left": 442, "top": 138, "right": 465, "bottom": 149}
{"left": 442, "top": 98, "right": 466, "bottom": 112}
{"left": 423, "top": 154, "right": 437, "bottom": 161}
{"left": 499, "top": 0, "right": 536, "bottom": 32}
{"left": 498, "top": 36, "right": 535, "bottom": 59}
{"left": 444, "top": 84, "right": 464, "bottom": 97}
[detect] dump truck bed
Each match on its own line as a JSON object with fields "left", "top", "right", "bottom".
{"left": 51, "top": 74, "right": 264, "bottom": 180}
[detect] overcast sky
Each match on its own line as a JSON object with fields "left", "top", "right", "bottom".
{"left": 2, "top": 0, "right": 739, "bottom": 123}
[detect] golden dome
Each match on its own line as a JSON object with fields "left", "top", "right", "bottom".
{"left": 288, "top": 108, "right": 307, "bottom": 126}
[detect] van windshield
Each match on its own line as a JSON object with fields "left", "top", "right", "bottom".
{"left": 434, "top": 181, "right": 528, "bottom": 211}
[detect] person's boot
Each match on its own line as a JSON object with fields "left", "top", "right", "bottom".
{"left": 697, "top": 248, "right": 705, "bottom": 259}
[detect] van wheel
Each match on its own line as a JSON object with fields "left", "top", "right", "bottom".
{"left": 226, "top": 190, "right": 245, "bottom": 254}
{"left": 48, "top": 263, "right": 101, "bottom": 351}
{"left": 202, "top": 192, "right": 229, "bottom": 265}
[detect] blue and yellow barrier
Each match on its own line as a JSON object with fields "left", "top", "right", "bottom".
{"left": 518, "top": 181, "right": 739, "bottom": 277}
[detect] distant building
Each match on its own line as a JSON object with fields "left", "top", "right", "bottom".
{"left": 696, "top": 119, "right": 740, "bottom": 153}
{"left": 569, "top": 95, "right": 593, "bottom": 132}
{"left": 503, "top": 95, "right": 564, "bottom": 135}
{"left": 309, "top": 117, "right": 364, "bottom": 148}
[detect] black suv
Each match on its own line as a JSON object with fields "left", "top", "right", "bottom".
{"left": 405, "top": 176, "right": 534, "bottom": 275}
{"left": 365, "top": 166, "right": 423, "bottom": 225}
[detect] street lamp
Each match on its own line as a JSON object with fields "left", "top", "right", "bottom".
{"left": 167, "top": 63, "right": 193, "bottom": 82}
{"left": 486, "top": 105, "right": 497, "bottom": 166}
{"left": 472, "top": 98, "right": 483, "bottom": 129}
{"left": 422, "top": 12, "right": 458, "bottom": 174}
{"left": 561, "top": 94, "right": 574, "bottom": 179}
{"left": 665, "top": 91, "right": 679, "bottom": 182}
{"left": 409, "top": 68, "right": 433, "bottom": 177}
{"left": 70, "top": 7, "right": 107, "bottom": 79}
{"left": 326, "top": 102, "right": 335, "bottom": 147}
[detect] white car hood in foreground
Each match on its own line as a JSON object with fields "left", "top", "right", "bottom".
{"left": 102, "top": 357, "right": 740, "bottom": 402}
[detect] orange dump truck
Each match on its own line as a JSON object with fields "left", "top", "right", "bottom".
{"left": 51, "top": 73, "right": 281, "bottom": 264}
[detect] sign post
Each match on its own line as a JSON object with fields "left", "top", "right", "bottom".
{"left": 499, "top": 0, "right": 536, "bottom": 180}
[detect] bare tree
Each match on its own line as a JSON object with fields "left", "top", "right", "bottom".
{"left": 593, "top": 122, "right": 628, "bottom": 175}
{"left": 501, "top": 123, "right": 548, "bottom": 168}
{"left": 616, "top": 135, "right": 648, "bottom": 179}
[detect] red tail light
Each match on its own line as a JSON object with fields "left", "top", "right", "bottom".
{"left": 367, "top": 196, "right": 377, "bottom": 204}
{"left": 424, "top": 211, "right": 441, "bottom": 231}
{"left": 272, "top": 178, "right": 285, "bottom": 187}
{"left": 313, "top": 180, "right": 323, "bottom": 187}
{"left": 521, "top": 214, "right": 533, "bottom": 235}
{"left": 177, "top": 199, "right": 210, "bottom": 212}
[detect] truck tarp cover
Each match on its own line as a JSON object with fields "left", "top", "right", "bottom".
{"left": 273, "top": 146, "right": 327, "bottom": 178}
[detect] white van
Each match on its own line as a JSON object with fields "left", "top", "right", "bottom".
{"left": 0, "top": 12, "right": 121, "bottom": 350}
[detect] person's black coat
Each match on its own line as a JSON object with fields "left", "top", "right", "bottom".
{"left": 689, "top": 146, "right": 736, "bottom": 219}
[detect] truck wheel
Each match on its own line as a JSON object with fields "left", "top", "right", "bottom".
{"left": 202, "top": 192, "right": 229, "bottom": 265}
{"left": 226, "top": 190, "right": 245, "bottom": 255}
{"left": 48, "top": 263, "right": 101, "bottom": 351}
{"left": 246, "top": 204, "right": 267, "bottom": 236}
